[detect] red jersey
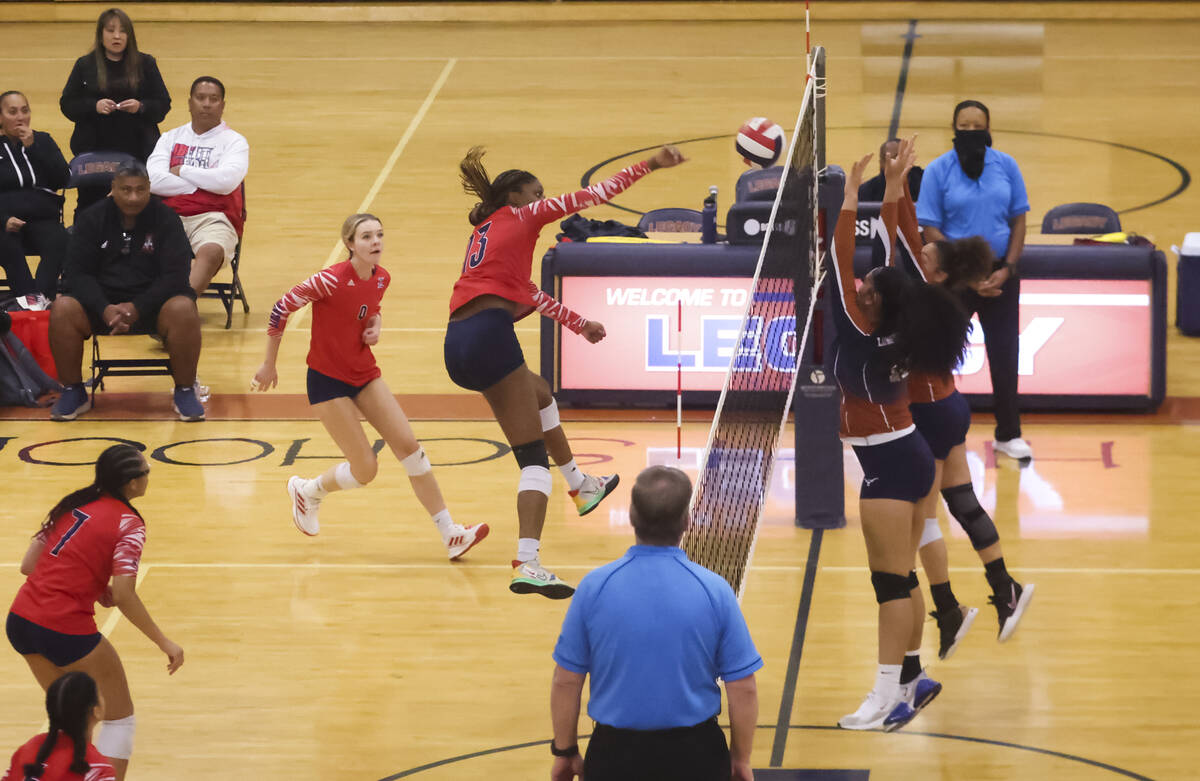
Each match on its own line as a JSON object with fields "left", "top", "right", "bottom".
{"left": 893, "top": 179, "right": 957, "bottom": 404}
{"left": 2, "top": 733, "right": 115, "bottom": 781}
{"left": 267, "top": 260, "right": 390, "bottom": 386}
{"left": 449, "top": 161, "right": 652, "bottom": 332}
{"left": 10, "top": 497, "right": 144, "bottom": 636}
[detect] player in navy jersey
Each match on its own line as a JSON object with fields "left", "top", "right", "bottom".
{"left": 252, "top": 214, "right": 488, "bottom": 559}
{"left": 830, "top": 140, "right": 972, "bottom": 731}
{"left": 7, "top": 445, "right": 184, "bottom": 781}
{"left": 890, "top": 149, "right": 1035, "bottom": 646}
{"left": 446, "top": 145, "right": 685, "bottom": 598}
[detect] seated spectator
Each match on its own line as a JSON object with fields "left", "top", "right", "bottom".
{"left": 3, "top": 672, "right": 115, "bottom": 781}
{"left": 0, "top": 91, "right": 70, "bottom": 304}
{"left": 858, "top": 137, "right": 923, "bottom": 202}
{"left": 48, "top": 160, "right": 204, "bottom": 422}
{"left": 148, "top": 76, "right": 247, "bottom": 295}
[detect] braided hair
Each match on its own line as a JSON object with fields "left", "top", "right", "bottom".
{"left": 38, "top": 444, "right": 145, "bottom": 540}
{"left": 24, "top": 672, "right": 100, "bottom": 778}
{"left": 458, "top": 146, "right": 537, "bottom": 226}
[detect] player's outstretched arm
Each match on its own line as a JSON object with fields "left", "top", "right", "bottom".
{"left": 110, "top": 575, "right": 185, "bottom": 675}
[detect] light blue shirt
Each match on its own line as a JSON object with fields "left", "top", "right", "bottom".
{"left": 916, "top": 147, "right": 1030, "bottom": 259}
{"left": 553, "top": 545, "right": 763, "bottom": 730}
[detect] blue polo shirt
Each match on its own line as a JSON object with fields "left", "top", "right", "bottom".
{"left": 553, "top": 545, "right": 763, "bottom": 730}
{"left": 916, "top": 147, "right": 1030, "bottom": 259}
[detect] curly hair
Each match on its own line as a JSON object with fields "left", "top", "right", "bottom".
{"left": 870, "top": 266, "right": 972, "bottom": 375}
{"left": 930, "top": 236, "right": 994, "bottom": 291}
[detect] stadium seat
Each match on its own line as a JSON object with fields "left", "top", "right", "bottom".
{"left": 637, "top": 208, "right": 703, "bottom": 233}
{"left": 735, "top": 166, "right": 784, "bottom": 202}
{"left": 1041, "top": 202, "right": 1122, "bottom": 234}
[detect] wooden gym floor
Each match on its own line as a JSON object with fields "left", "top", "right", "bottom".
{"left": 2, "top": 4, "right": 1199, "bottom": 779}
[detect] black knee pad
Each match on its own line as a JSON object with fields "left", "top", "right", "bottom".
{"left": 941, "top": 484, "right": 1000, "bottom": 550}
{"left": 870, "top": 571, "right": 911, "bottom": 604}
{"left": 907, "top": 570, "right": 919, "bottom": 591}
{"left": 511, "top": 440, "right": 549, "bottom": 470}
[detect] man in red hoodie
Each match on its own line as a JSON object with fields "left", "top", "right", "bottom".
{"left": 147, "top": 76, "right": 247, "bottom": 295}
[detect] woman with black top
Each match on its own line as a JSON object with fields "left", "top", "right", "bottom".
{"left": 0, "top": 91, "right": 70, "bottom": 303}
{"left": 59, "top": 8, "right": 171, "bottom": 217}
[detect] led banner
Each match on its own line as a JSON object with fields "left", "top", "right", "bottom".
{"left": 558, "top": 276, "right": 1152, "bottom": 396}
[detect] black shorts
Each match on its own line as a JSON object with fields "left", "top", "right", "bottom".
{"left": 6, "top": 612, "right": 102, "bottom": 667}
{"left": 443, "top": 308, "right": 525, "bottom": 392}
{"left": 852, "top": 430, "right": 936, "bottom": 503}
{"left": 910, "top": 391, "right": 971, "bottom": 461}
{"left": 306, "top": 368, "right": 372, "bottom": 405}
{"left": 584, "top": 717, "right": 729, "bottom": 781}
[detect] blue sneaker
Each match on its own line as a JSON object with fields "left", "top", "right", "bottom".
{"left": 881, "top": 700, "right": 918, "bottom": 733}
{"left": 173, "top": 385, "right": 206, "bottom": 421}
{"left": 51, "top": 383, "right": 91, "bottom": 421}
{"left": 904, "top": 672, "right": 943, "bottom": 715}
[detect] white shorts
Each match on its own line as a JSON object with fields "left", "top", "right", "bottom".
{"left": 180, "top": 212, "right": 239, "bottom": 262}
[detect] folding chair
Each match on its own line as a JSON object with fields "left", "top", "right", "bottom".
{"left": 89, "top": 334, "right": 171, "bottom": 404}
{"left": 199, "top": 183, "right": 249, "bottom": 329}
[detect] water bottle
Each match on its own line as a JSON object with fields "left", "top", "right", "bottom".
{"left": 701, "top": 185, "right": 718, "bottom": 244}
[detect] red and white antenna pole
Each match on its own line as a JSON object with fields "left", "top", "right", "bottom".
{"left": 805, "top": 0, "right": 812, "bottom": 78}
{"left": 676, "top": 299, "right": 683, "bottom": 459}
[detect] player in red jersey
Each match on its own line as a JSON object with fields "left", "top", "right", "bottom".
{"left": 890, "top": 145, "right": 1035, "bottom": 648}
{"left": 444, "top": 145, "right": 685, "bottom": 598}
{"left": 3, "top": 671, "right": 114, "bottom": 781}
{"left": 6, "top": 445, "right": 184, "bottom": 781}
{"left": 252, "top": 213, "right": 488, "bottom": 559}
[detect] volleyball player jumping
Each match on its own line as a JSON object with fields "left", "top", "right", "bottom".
{"left": 6, "top": 444, "right": 184, "bottom": 781}
{"left": 252, "top": 214, "right": 488, "bottom": 560}
{"left": 890, "top": 150, "right": 1035, "bottom": 646}
{"left": 445, "top": 145, "right": 686, "bottom": 598}
{"left": 832, "top": 141, "right": 972, "bottom": 731}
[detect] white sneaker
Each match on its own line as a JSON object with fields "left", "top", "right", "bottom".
{"left": 994, "top": 437, "right": 1033, "bottom": 460}
{"left": 509, "top": 558, "right": 575, "bottom": 599}
{"left": 570, "top": 473, "right": 620, "bottom": 516}
{"left": 443, "top": 523, "right": 489, "bottom": 560}
{"left": 193, "top": 380, "right": 211, "bottom": 403}
{"left": 287, "top": 476, "right": 321, "bottom": 536}
{"left": 838, "top": 688, "right": 915, "bottom": 732}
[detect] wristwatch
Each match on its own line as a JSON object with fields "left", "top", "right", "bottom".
{"left": 550, "top": 741, "right": 579, "bottom": 758}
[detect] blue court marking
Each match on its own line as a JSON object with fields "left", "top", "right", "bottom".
{"left": 378, "top": 724, "right": 1156, "bottom": 780}
{"left": 770, "top": 528, "right": 823, "bottom": 766}
{"left": 887, "top": 20, "right": 919, "bottom": 139}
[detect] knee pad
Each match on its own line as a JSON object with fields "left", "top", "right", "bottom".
{"left": 907, "top": 570, "right": 919, "bottom": 591}
{"left": 335, "top": 461, "right": 365, "bottom": 490}
{"left": 941, "top": 484, "right": 1000, "bottom": 550}
{"left": 511, "top": 440, "right": 549, "bottom": 470}
{"left": 919, "top": 517, "right": 943, "bottom": 548}
{"left": 96, "top": 715, "right": 135, "bottom": 760}
{"left": 539, "top": 399, "right": 561, "bottom": 432}
{"left": 400, "top": 446, "right": 432, "bottom": 477}
{"left": 518, "top": 465, "right": 553, "bottom": 496}
{"left": 870, "top": 571, "right": 911, "bottom": 604}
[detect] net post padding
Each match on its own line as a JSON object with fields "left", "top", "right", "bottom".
{"left": 681, "top": 54, "right": 823, "bottom": 598}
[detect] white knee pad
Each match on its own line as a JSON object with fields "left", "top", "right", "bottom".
{"left": 539, "top": 399, "right": 561, "bottom": 432}
{"left": 919, "top": 517, "right": 943, "bottom": 548}
{"left": 518, "top": 465, "right": 553, "bottom": 497}
{"left": 96, "top": 715, "right": 136, "bottom": 760}
{"left": 334, "top": 461, "right": 365, "bottom": 490}
{"left": 400, "top": 447, "right": 432, "bottom": 476}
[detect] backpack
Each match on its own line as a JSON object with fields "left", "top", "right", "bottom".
{"left": 0, "top": 328, "right": 61, "bottom": 407}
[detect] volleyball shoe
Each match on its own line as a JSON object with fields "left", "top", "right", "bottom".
{"left": 931, "top": 604, "right": 978, "bottom": 660}
{"left": 509, "top": 558, "right": 575, "bottom": 599}
{"left": 287, "top": 476, "right": 321, "bottom": 536}
{"left": 571, "top": 473, "right": 620, "bottom": 516}
{"left": 444, "top": 523, "right": 489, "bottom": 560}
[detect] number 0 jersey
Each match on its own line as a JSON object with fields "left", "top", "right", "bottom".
{"left": 449, "top": 162, "right": 652, "bottom": 332}
{"left": 10, "top": 496, "right": 145, "bottom": 636}
{"left": 267, "top": 259, "right": 391, "bottom": 386}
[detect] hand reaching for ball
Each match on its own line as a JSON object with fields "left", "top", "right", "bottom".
{"left": 648, "top": 146, "right": 686, "bottom": 170}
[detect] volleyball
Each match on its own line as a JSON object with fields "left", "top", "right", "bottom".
{"left": 735, "top": 117, "right": 786, "bottom": 169}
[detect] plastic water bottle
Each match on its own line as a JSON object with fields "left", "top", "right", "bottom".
{"left": 701, "top": 185, "right": 718, "bottom": 244}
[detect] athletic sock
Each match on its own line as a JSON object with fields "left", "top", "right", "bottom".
{"left": 875, "top": 664, "right": 902, "bottom": 700}
{"left": 515, "top": 538, "right": 540, "bottom": 564}
{"left": 984, "top": 557, "right": 1015, "bottom": 595}
{"left": 900, "top": 651, "right": 922, "bottom": 685}
{"left": 431, "top": 509, "right": 453, "bottom": 535}
{"left": 559, "top": 459, "right": 585, "bottom": 491}
{"left": 930, "top": 582, "right": 959, "bottom": 615}
{"left": 303, "top": 476, "right": 329, "bottom": 500}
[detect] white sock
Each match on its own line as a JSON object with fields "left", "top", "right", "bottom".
{"left": 559, "top": 459, "right": 585, "bottom": 491}
{"left": 875, "top": 663, "right": 902, "bottom": 700}
{"left": 303, "top": 477, "right": 328, "bottom": 500}
{"left": 431, "top": 509, "right": 454, "bottom": 535}
{"left": 516, "top": 538, "right": 540, "bottom": 563}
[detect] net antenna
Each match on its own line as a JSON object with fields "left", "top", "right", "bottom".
{"left": 680, "top": 47, "right": 826, "bottom": 598}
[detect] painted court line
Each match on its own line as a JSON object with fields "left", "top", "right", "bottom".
{"left": 286, "top": 57, "right": 457, "bottom": 333}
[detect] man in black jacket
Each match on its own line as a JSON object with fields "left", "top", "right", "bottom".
{"left": 858, "top": 138, "right": 924, "bottom": 202}
{"left": 48, "top": 160, "right": 205, "bottom": 421}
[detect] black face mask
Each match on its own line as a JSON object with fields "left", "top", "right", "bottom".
{"left": 953, "top": 129, "right": 992, "bottom": 179}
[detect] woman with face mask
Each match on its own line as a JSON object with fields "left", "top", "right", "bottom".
{"left": 916, "top": 100, "right": 1032, "bottom": 461}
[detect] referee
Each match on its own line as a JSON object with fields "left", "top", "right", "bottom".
{"left": 549, "top": 466, "right": 761, "bottom": 781}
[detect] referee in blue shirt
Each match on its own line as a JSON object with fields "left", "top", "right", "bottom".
{"left": 550, "top": 466, "right": 762, "bottom": 781}
{"left": 918, "top": 99, "right": 1033, "bottom": 461}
